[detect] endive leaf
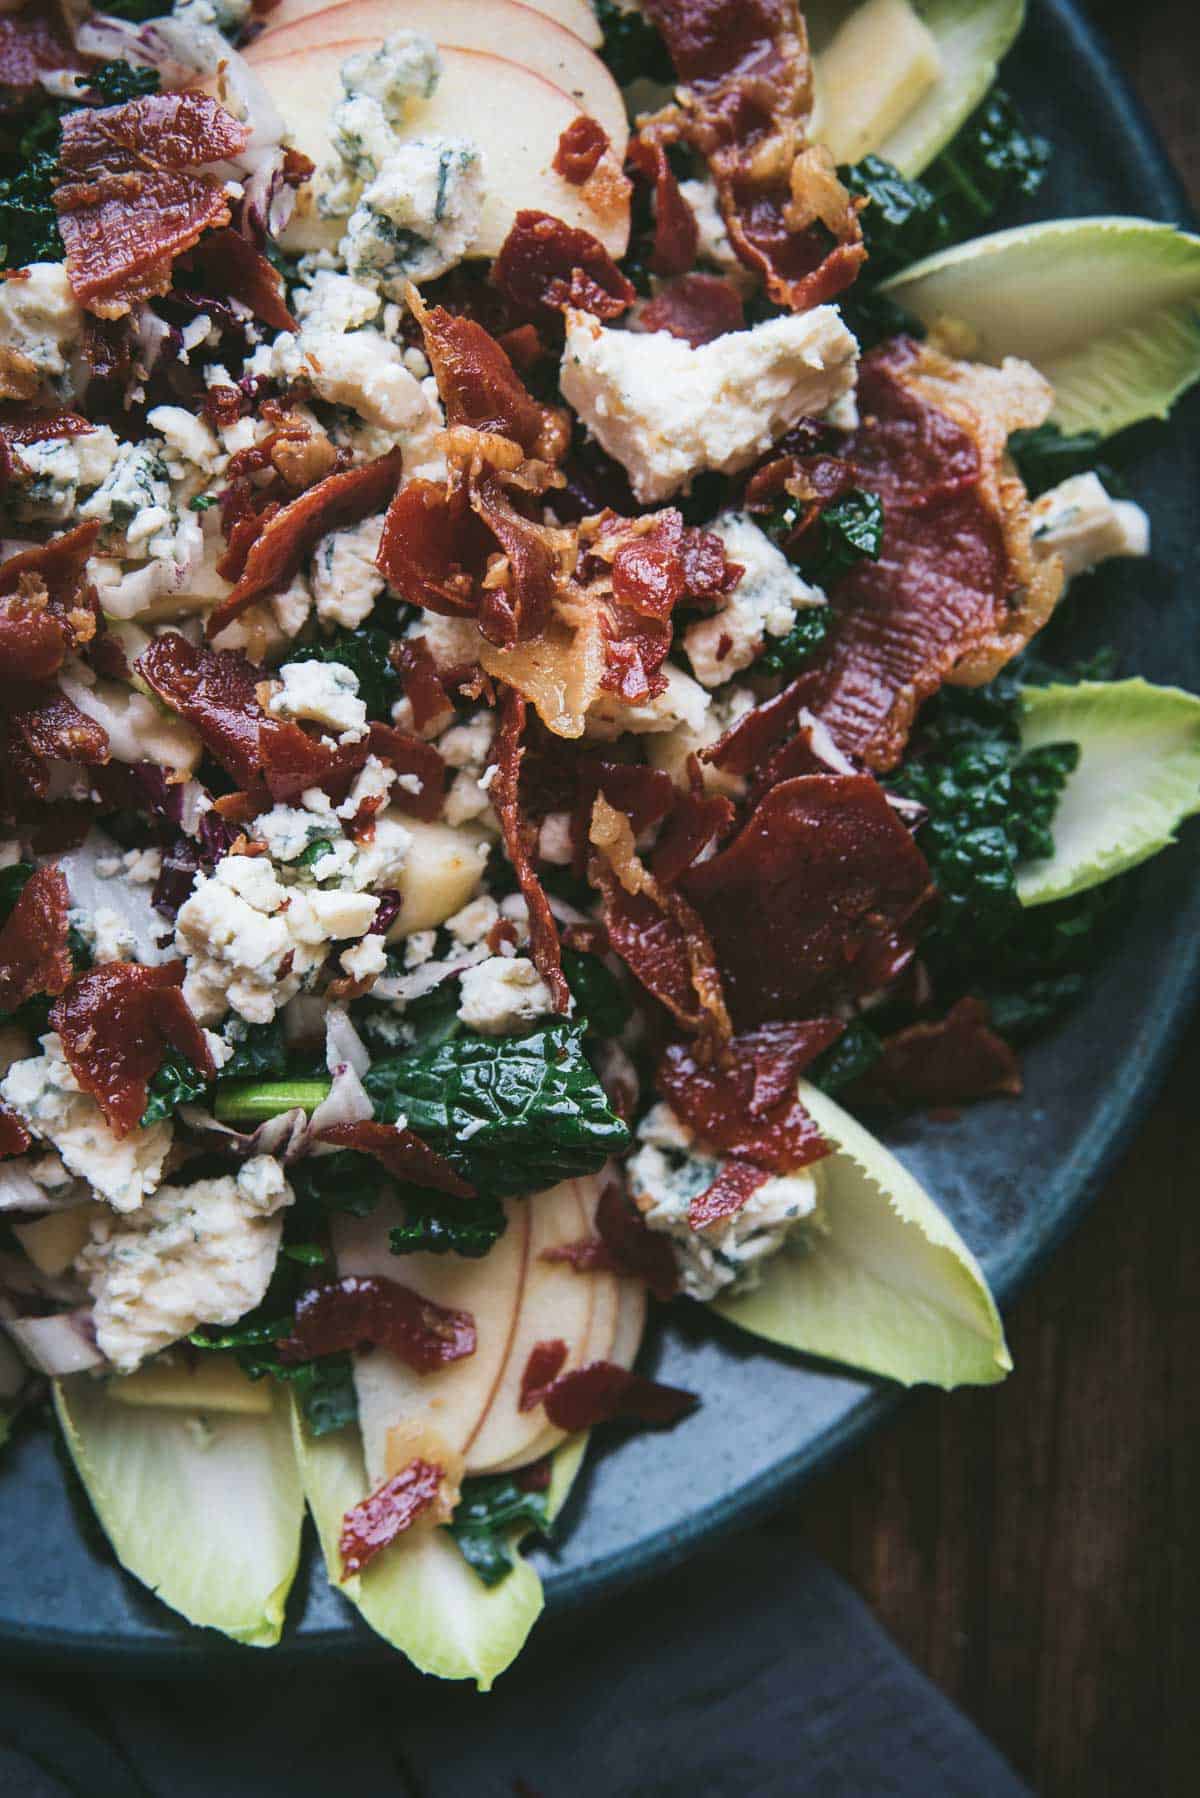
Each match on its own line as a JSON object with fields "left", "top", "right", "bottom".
{"left": 882, "top": 217, "right": 1200, "bottom": 436}
{"left": 293, "top": 1409, "right": 586, "bottom": 1687}
{"left": 53, "top": 1376, "right": 303, "bottom": 1646}
{"left": 714, "top": 1083, "right": 1010, "bottom": 1389}
{"left": 1017, "top": 679, "right": 1200, "bottom": 905}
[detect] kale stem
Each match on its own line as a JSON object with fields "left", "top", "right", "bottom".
{"left": 214, "top": 1079, "right": 332, "bottom": 1123}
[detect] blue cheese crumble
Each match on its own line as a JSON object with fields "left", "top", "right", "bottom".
{"left": 627, "top": 1103, "right": 821, "bottom": 1302}
{"left": 683, "top": 511, "right": 826, "bottom": 688}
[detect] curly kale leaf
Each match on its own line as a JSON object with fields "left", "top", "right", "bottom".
{"left": 283, "top": 627, "right": 401, "bottom": 721}
{"left": 288, "top": 1149, "right": 383, "bottom": 1223}
{"left": 808, "top": 1018, "right": 884, "bottom": 1094}
{"left": 594, "top": 0, "right": 674, "bottom": 88}
{"left": 89, "top": 60, "right": 161, "bottom": 104}
{"left": 141, "top": 1046, "right": 210, "bottom": 1126}
{"left": 755, "top": 604, "right": 834, "bottom": 677}
{"left": 561, "top": 947, "right": 631, "bottom": 1039}
{"left": 842, "top": 155, "right": 951, "bottom": 281}
{"left": 1006, "top": 423, "right": 1127, "bottom": 500}
{"left": 761, "top": 488, "right": 884, "bottom": 593}
{"left": 445, "top": 1472, "right": 551, "bottom": 1587}
{"left": 221, "top": 1017, "right": 289, "bottom": 1080}
{"left": 389, "top": 1189, "right": 508, "bottom": 1259}
{"left": 363, "top": 1020, "right": 631, "bottom": 1199}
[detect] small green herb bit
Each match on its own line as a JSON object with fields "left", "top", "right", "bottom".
{"left": 445, "top": 1472, "right": 551, "bottom": 1587}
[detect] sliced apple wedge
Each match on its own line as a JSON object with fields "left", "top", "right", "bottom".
{"left": 610, "top": 1274, "right": 647, "bottom": 1374}
{"left": 255, "top": 40, "right": 631, "bottom": 258}
{"left": 259, "top": 0, "right": 603, "bottom": 49}
{"left": 246, "top": 0, "right": 628, "bottom": 152}
{"left": 333, "top": 1195, "right": 531, "bottom": 1488}
{"left": 466, "top": 1176, "right": 600, "bottom": 1474}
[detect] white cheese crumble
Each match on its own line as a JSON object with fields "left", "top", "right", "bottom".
{"left": 77, "top": 1155, "right": 293, "bottom": 1373}
{"left": 310, "top": 514, "right": 386, "bottom": 630}
{"left": 627, "top": 1102, "right": 821, "bottom": 1302}
{"left": 0, "top": 1034, "right": 172, "bottom": 1213}
{"left": 560, "top": 306, "right": 859, "bottom": 504}
{"left": 340, "top": 33, "right": 441, "bottom": 121}
{"left": 456, "top": 956, "right": 556, "bottom": 1036}
{"left": 684, "top": 511, "right": 826, "bottom": 687}
{"left": 341, "top": 138, "right": 485, "bottom": 294}
{"left": 267, "top": 659, "right": 369, "bottom": 742}
{"left": 340, "top": 932, "right": 388, "bottom": 982}
{"left": 1031, "top": 472, "right": 1150, "bottom": 582}
{"left": 0, "top": 262, "right": 85, "bottom": 402}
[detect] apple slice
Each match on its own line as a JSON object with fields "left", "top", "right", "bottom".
{"left": 333, "top": 1195, "right": 531, "bottom": 1487}
{"left": 610, "top": 1274, "right": 647, "bottom": 1374}
{"left": 254, "top": 39, "right": 631, "bottom": 258}
{"left": 259, "top": 0, "right": 603, "bottom": 49}
{"left": 246, "top": 0, "right": 627, "bottom": 152}
{"left": 465, "top": 1175, "right": 600, "bottom": 1474}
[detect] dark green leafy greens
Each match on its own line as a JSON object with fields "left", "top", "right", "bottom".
{"left": 221, "top": 1018, "right": 289, "bottom": 1080}
{"left": 288, "top": 1150, "right": 382, "bottom": 1224}
{"left": 388, "top": 1190, "right": 507, "bottom": 1259}
{"left": 809, "top": 1018, "right": 884, "bottom": 1094}
{"left": 445, "top": 1472, "right": 550, "bottom": 1587}
{"left": 0, "top": 64, "right": 162, "bottom": 272}
{"left": 755, "top": 605, "right": 834, "bottom": 677}
{"left": 1007, "top": 423, "right": 1126, "bottom": 499}
{"left": 140, "top": 1047, "right": 210, "bottom": 1126}
{"left": 561, "top": 948, "right": 631, "bottom": 1039}
{"left": 593, "top": 0, "right": 673, "bottom": 88}
{"left": 283, "top": 627, "right": 401, "bottom": 721}
{"left": 363, "top": 1020, "right": 630, "bottom": 1199}
{"left": 762, "top": 488, "right": 884, "bottom": 598}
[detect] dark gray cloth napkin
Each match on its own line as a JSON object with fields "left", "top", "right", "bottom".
{"left": 0, "top": 1537, "right": 1028, "bottom": 1797}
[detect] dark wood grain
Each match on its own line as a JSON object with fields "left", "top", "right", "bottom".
{"left": 786, "top": 11, "right": 1200, "bottom": 1792}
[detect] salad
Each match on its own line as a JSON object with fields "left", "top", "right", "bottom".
{"left": 0, "top": 0, "right": 1198, "bottom": 1684}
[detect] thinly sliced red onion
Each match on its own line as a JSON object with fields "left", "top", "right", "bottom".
{"left": 58, "top": 830, "right": 173, "bottom": 965}
{"left": 4, "top": 1311, "right": 105, "bottom": 1377}
{"left": 309, "top": 1062, "right": 373, "bottom": 1136}
{"left": 325, "top": 1007, "right": 370, "bottom": 1080}
{"left": 0, "top": 1165, "right": 90, "bottom": 1216}
{"left": 178, "top": 1104, "right": 311, "bottom": 1162}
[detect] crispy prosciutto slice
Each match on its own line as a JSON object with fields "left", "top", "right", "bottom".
{"left": 519, "top": 1337, "right": 569, "bottom": 1411}
{"left": 688, "top": 1160, "right": 773, "bottom": 1231}
{"left": 315, "top": 1120, "right": 474, "bottom": 1198}
{"left": 541, "top": 1174, "right": 680, "bottom": 1302}
{"left": 339, "top": 1458, "right": 445, "bottom": 1577}
{"left": 553, "top": 117, "right": 611, "bottom": 186}
{"left": 637, "top": 273, "right": 745, "bottom": 347}
{"left": 410, "top": 290, "right": 567, "bottom": 462}
{"left": 536, "top": 1360, "right": 697, "bottom": 1431}
{"left": 1, "top": 684, "right": 110, "bottom": 819}
{"left": 492, "top": 210, "right": 635, "bottom": 320}
{"left": 0, "top": 863, "right": 72, "bottom": 1014}
{"left": 0, "top": 522, "right": 100, "bottom": 682}
{"left": 491, "top": 690, "right": 569, "bottom": 1012}
{"left": 173, "top": 228, "right": 297, "bottom": 334}
{"left": 862, "top": 998, "right": 1023, "bottom": 1107}
{"left": 51, "top": 960, "right": 216, "bottom": 1137}
{"left": 0, "top": 10, "right": 84, "bottom": 107}
{"left": 626, "top": 133, "right": 699, "bottom": 277}
{"left": 207, "top": 450, "right": 404, "bottom": 638}
{"left": 0, "top": 1105, "right": 31, "bottom": 1158}
{"left": 659, "top": 1018, "right": 835, "bottom": 1179}
{"left": 56, "top": 93, "right": 251, "bottom": 319}
{"left": 793, "top": 340, "right": 1063, "bottom": 770}
{"left": 276, "top": 1275, "right": 476, "bottom": 1374}
{"left": 680, "top": 774, "right": 934, "bottom": 1028}
{"left": 639, "top": 0, "right": 864, "bottom": 309}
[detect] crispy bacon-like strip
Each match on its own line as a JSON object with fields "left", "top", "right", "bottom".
{"left": 538, "top": 1361, "right": 697, "bottom": 1431}
{"left": 493, "top": 210, "right": 635, "bottom": 320}
{"left": 0, "top": 522, "right": 100, "bottom": 682}
{"left": 56, "top": 94, "right": 250, "bottom": 319}
{"left": 680, "top": 775, "right": 934, "bottom": 1028}
{"left": 0, "top": 863, "right": 72, "bottom": 1014}
{"left": 174, "top": 228, "right": 297, "bottom": 333}
{"left": 862, "top": 997, "right": 1023, "bottom": 1107}
{"left": 339, "top": 1459, "right": 444, "bottom": 1577}
{"left": 276, "top": 1275, "right": 476, "bottom": 1373}
{"left": 640, "top": 0, "right": 864, "bottom": 309}
{"left": 554, "top": 116, "right": 611, "bottom": 185}
{"left": 51, "top": 960, "right": 216, "bottom": 1137}
{"left": 315, "top": 1120, "right": 474, "bottom": 1197}
{"left": 410, "top": 289, "right": 568, "bottom": 462}
{"left": 207, "top": 449, "right": 404, "bottom": 638}
{"left": 626, "top": 132, "right": 699, "bottom": 277}
{"left": 491, "top": 690, "right": 569, "bottom": 1013}
{"left": 659, "top": 1023, "right": 837, "bottom": 1172}
{"left": 637, "top": 272, "right": 744, "bottom": 347}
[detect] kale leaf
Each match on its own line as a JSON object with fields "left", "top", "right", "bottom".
{"left": 389, "top": 1189, "right": 508, "bottom": 1258}
{"left": 222, "top": 1017, "right": 289, "bottom": 1080}
{"left": 283, "top": 627, "right": 400, "bottom": 721}
{"left": 561, "top": 947, "right": 631, "bottom": 1039}
{"left": 0, "top": 862, "right": 34, "bottom": 925}
{"left": 288, "top": 1149, "right": 382, "bottom": 1223}
{"left": 761, "top": 488, "right": 884, "bottom": 593}
{"left": 1007, "top": 423, "right": 1126, "bottom": 500}
{"left": 922, "top": 88, "right": 1050, "bottom": 237}
{"left": 89, "top": 60, "right": 161, "bottom": 104}
{"left": 842, "top": 155, "right": 951, "bottom": 281}
{"left": 363, "top": 1020, "right": 631, "bottom": 1199}
{"left": 445, "top": 1472, "right": 551, "bottom": 1587}
{"left": 141, "top": 1046, "right": 210, "bottom": 1126}
{"left": 755, "top": 604, "right": 834, "bottom": 677}
{"left": 809, "top": 1018, "right": 884, "bottom": 1094}
{"left": 593, "top": 0, "right": 674, "bottom": 88}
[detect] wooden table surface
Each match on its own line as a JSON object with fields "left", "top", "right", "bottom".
{"left": 788, "top": 8, "right": 1199, "bottom": 1793}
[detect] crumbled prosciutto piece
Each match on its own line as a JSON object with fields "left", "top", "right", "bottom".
{"left": 596, "top": 1174, "right": 679, "bottom": 1301}
{"left": 315, "top": 1120, "right": 474, "bottom": 1198}
{"left": 174, "top": 228, "right": 297, "bottom": 334}
{"left": 554, "top": 116, "right": 611, "bottom": 185}
{"left": 680, "top": 775, "right": 935, "bottom": 1026}
{"left": 276, "top": 1275, "right": 476, "bottom": 1373}
{"left": 538, "top": 1361, "right": 697, "bottom": 1432}
{"left": 51, "top": 960, "right": 216, "bottom": 1137}
{"left": 492, "top": 210, "right": 635, "bottom": 320}
{"left": 1, "top": 685, "right": 110, "bottom": 815}
{"left": 651, "top": 780, "right": 735, "bottom": 886}
{"left": 0, "top": 12, "right": 85, "bottom": 105}
{"left": 56, "top": 94, "right": 250, "bottom": 319}
{"left": 0, "top": 1105, "right": 31, "bottom": 1159}
{"left": 862, "top": 998, "right": 1023, "bottom": 1107}
{"left": 0, "top": 523, "right": 101, "bottom": 682}
{"left": 339, "top": 1458, "right": 444, "bottom": 1577}
{"left": 396, "top": 636, "right": 457, "bottom": 731}
{"left": 364, "top": 723, "right": 445, "bottom": 822}
{"left": 658, "top": 1022, "right": 837, "bottom": 1171}
{"left": 137, "top": 633, "right": 266, "bottom": 790}
{"left": 413, "top": 294, "right": 567, "bottom": 462}
{"left": 0, "top": 863, "right": 72, "bottom": 1014}
{"left": 519, "top": 1337, "right": 569, "bottom": 1411}
{"left": 377, "top": 476, "right": 488, "bottom": 620}
{"left": 689, "top": 1159, "right": 771, "bottom": 1231}
{"left": 491, "top": 690, "right": 570, "bottom": 1012}
{"left": 639, "top": 0, "right": 864, "bottom": 309}
{"left": 207, "top": 449, "right": 404, "bottom": 637}
{"left": 470, "top": 470, "right": 567, "bottom": 645}
{"left": 637, "top": 273, "right": 744, "bottom": 347}
{"left": 626, "top": 133, "right": 699, "bottom": 276}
